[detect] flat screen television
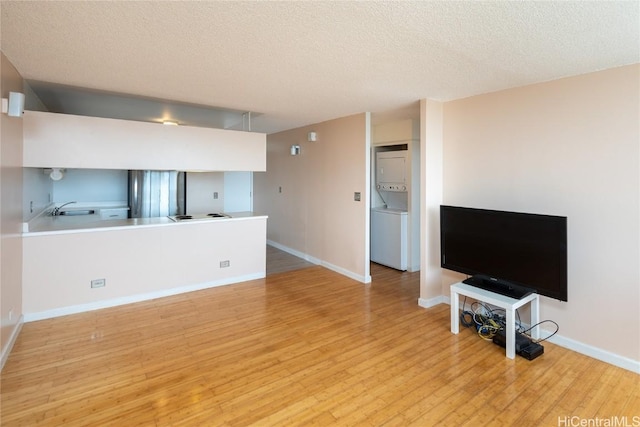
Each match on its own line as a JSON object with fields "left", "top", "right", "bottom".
{"left": 440, "top": 205, "right": 567, "bottom": 301}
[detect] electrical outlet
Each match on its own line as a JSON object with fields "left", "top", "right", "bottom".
{"left": 91, "top": 278, "right": 106, "bottom": 288}
{"left": 220, "top": 260, "right": 230, "bottom": 268}
{"left": 278, "top": 186, "right": 282, "bottom": 193}
{"left": 9, "top": 308, "right": 13, "bottom": 321}
{"left": 354, "top": 192, "right": 361, "bottom": 202}
{"left": 213, "top": 192, "right": 218, "bottom": 199}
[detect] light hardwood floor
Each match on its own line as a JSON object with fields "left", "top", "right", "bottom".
{"left": 1, "top": 263, "right": 638, "bottom": 426}
{"left": 266, "top": 245, "right": 315, "bottom": 275}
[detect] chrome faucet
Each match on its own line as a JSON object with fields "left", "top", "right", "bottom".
{"left": 52, "top": 201, "right": 77, "bottom": 216}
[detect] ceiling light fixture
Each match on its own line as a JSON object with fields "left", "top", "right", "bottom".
{"left": 49, "top": 168, "right": 65, "bottom": 181}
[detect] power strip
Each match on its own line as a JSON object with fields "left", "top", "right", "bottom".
{"left": 492, "top": 329, "right": 531, "bottom": 351}
{"left": 519, "top": 342, "right": 544, "bottom": 360}
{"left": 492, "top": 329, "right": 544, "bottom": 360}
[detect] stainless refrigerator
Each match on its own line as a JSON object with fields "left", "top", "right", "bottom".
{"left": 128, "top": 170, "right": 186, "bottom": 218}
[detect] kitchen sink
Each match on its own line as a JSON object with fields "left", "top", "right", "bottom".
{"left": 58, "top": 209, "right": 96, "bottom": 216}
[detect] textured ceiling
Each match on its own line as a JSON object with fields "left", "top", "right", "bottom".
{"left": 1, "top": 1, "right": 638, "bottom": 134}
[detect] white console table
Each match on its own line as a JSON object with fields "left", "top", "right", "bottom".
{"left": 450, "top": 282, "right": 540, "bottom": 359}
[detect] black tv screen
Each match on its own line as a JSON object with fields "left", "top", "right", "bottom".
{"left": 440, "top": 205, "right": 567, "bottom": 301}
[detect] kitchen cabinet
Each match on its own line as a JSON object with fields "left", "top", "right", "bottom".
{"left": 23, "top": 111, "right": 266, "bottom": 172}
{"left": 99, "top": 207, "right": 128, "bottom": 220}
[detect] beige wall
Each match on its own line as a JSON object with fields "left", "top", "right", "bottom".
{"left": 254, "top": 113, "right": 370, "bottom": 281}
{"left": 0, "top": 53, "right": 24, "bottom": 366}
{"left": 441, "top": 65, "right": 639, "bottom": 362}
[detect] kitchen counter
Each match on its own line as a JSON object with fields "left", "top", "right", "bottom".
{"left": 24, "top": 211, "right": 267, "bottom": 236}
{"left": 22, "top": 211, "right": 268, "bottom": 319}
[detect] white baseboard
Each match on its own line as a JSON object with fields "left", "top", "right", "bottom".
{"left": 1, "top": 315, "right": 24, "bottom": 371}
{"left": 267, "top": 241, "right": 370, "bottom": 283}
{"left": 543, "top": 330, "right": 640, "bottom": 374}
{"left": 418, "top": 296, "right": 449, "bottom": 308}
{"left": 267, "top": 240, "right": 321, "bottom": 265}
{"left": 436, "top": 298, "right": 640, "bottom": 374}
{"left": 321, "top": 260, "right": 370, "bottom": 284}
{"left": 23, "top": 273, "right": 265, "bottom": 322}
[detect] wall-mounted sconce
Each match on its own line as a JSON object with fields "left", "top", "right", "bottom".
{"left": 307, "top": 131, "right": 317, "bottom": 142}
{"left": 1, "top": 92, "right": 25, "bottom": 117}
{"left": 162, "top": 120, "right": 179, "bottom": 126}
{"left": 290, "top": 145, "right": 301, "bottom": 156}
{"left": 46, "top": 168, "right": 66, "bottom": 181}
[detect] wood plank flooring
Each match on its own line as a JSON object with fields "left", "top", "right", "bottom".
{"left": 2, "top": 263, "right": 638, "bottom": 426}
{"left": 266, "top": 245, "right": 315, "bottom": 275}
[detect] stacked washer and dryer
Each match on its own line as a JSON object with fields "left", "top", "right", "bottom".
{"left": 371, "top": 150, "right": 409, "bottom": 271}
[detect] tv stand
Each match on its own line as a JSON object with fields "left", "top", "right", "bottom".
{"left": 450, "top": 281, "right": 539, "bottom": 359}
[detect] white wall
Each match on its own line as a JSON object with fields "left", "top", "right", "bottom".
{"left": 224, "top": 171, "right": 252, "bottom": 212}
{"left": 23, "top": 167, "right": 51, "bottom": 221}
{"left": 22, "top": 218, "right": 266, "bottom": 318}
{"left": 187, "top": 171, "right": 257, "bottom": 214}
{"left": 440, "top": 65, "right": 639, "bottom": 363}
{"left": 51, "top": 168, "right": 127, "bottom": 203}
{"left": 23, "top": 111, "right": 266, "bottom": 172}
{"left": 0, "top": 53, "right": 24, "bottom": 368}
{"left": 254, "top": 113, "right": 370, "bottom": 282}
{"left": 186, "top": 172, "right": 225, "bottom": 214}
